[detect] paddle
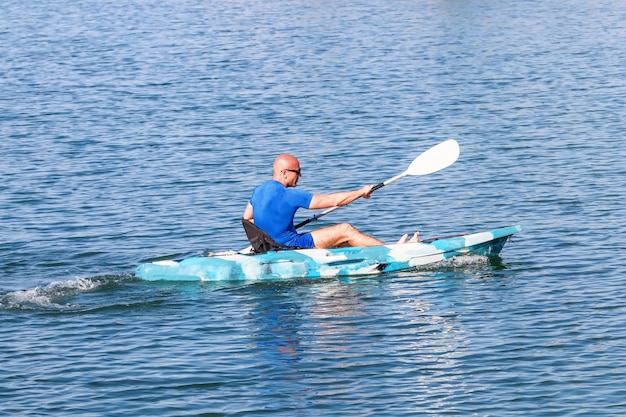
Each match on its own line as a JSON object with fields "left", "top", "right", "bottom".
{"left": 293, "top": 138, "right": 460, "bottom": 229}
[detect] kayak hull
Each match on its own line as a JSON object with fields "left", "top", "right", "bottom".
{"left": 135, "top": 225, "right": 521, "bottom": 282}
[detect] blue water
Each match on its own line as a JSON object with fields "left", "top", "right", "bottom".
{"left": 2, "top": 0, "right": 626, "bottom": 415}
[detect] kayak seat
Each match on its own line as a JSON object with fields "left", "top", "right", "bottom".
{"left": 241, "top": 218, "right": 303, "bottom": 254}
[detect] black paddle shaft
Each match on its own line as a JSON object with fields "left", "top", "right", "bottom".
{"left": 371, "top": 181, "right": 386, "bottom": 192}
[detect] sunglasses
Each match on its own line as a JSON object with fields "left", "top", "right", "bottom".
{"left": 285, "top": 168, "right": 302, "bottom": 176}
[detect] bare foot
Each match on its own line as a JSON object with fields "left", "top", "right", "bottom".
{"left": 396, "top": 233, "right": 409, "bottom": 244}
{"left": 396, "top": 232, "right": 420, "bottom": 244}
{"left": 408, "top": 232, "right": 420, "bottom": 243}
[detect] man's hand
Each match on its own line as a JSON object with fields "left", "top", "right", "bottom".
{"left": 361, "top": 184, "right": 375, "bottom": 199}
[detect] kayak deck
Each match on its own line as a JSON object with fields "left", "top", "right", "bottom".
{"left": 135, "top": 225, "right": 521, "bottom": 282}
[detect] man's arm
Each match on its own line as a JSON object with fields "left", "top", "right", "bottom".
{"left": 243, "top": 202, "right": 254, "bottom": 221}
{"left": 309, "top": 185, "right": 374, "bottom": 210}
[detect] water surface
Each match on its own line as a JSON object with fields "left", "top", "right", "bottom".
{"left": 1, "top": 0, "right": 625, "bottom": 415}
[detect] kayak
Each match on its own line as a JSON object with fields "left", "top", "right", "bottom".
{"left": 135, "top": 225, "right": 521, "bottom": 282}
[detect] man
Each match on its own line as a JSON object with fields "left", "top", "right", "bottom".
{"left": 243, "top": 154, "right": 418, "bottom": 249}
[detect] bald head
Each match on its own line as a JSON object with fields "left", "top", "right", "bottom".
{"left": 273, "top": 154, "right": 298, "bottom": 173}
{"left": 273, "top": 154, "right": 302, "bottom": 187}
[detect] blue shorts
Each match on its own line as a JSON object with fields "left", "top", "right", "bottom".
{"left": 285, "top": 232, "right": 315, "bottom": 249}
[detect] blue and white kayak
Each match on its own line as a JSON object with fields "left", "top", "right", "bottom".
{"left": 135, "top": 225, "right": 521, "bottom": 282}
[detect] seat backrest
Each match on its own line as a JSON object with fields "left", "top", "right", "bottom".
{"left": 242, "top": 218, "right": 296, "bottom": 254}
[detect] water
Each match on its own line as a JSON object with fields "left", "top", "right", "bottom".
{"left": 2, "top": 0, "right": 625, "bottom": 415}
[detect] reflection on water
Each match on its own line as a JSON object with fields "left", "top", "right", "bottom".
{"left": 242, "top": 274, "right": 473, "bottom": 410}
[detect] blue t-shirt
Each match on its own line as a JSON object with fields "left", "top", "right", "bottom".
{"left": 250, "top": 180, "right": 315, "bottom": 248}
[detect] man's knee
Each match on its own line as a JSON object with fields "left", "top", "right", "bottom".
{"left": 337, "top": 223, "right": 358, "bottom": 236}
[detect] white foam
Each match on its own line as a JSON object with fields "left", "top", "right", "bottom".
{"left": 1, "top": 277, "right": 101, "bottom": 310}
{"left": 434, "top": 255, "right": 490, "bottom": 268}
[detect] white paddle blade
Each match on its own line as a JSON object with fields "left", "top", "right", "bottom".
{"left": 406, "top": 139, "right": 460, "bottom": 176}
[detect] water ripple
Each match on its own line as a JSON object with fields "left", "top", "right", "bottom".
{"left": 2, "top": 0, "right": 626, "bottom": 415}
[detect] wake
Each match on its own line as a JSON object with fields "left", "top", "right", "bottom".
{"left": 0, "top": 274, "right": 134, "bottom": 311}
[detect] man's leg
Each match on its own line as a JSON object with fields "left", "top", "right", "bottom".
{"left": 310, "top": 223, "right": 384, "bottom": 248}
